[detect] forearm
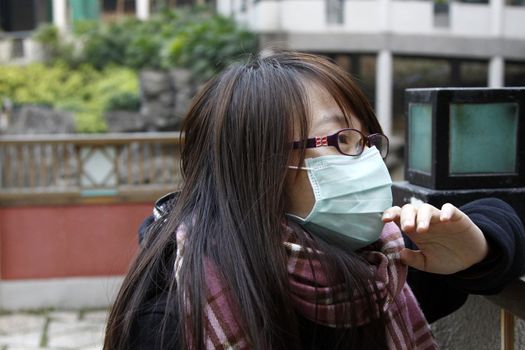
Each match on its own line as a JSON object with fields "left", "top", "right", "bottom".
{"left": 446, "top": 198, "right": 525, "bottom": 294}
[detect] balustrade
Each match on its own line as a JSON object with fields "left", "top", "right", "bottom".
{"left": 0, "top": 132, "right": 182, "bottom": 205}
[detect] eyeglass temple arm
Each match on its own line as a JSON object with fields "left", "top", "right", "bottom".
{"left": 292, "top": 134, "right": 339, "bottom": 149}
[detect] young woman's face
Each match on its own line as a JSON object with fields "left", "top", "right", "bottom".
{"left": 285, "top": 81, "right": 363, "bottom": 218}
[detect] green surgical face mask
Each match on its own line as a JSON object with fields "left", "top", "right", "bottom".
{"left": 287, "top": 146, "right": 392, "bottom": 251}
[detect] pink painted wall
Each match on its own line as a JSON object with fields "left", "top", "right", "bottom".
{"left": 0, "top": 203, "right": 153, "bottom": 280}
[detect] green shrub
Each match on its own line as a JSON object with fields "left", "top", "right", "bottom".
{"left": 0, "top": 64, "right": 138, "bottom": 133}
{"left": 163, "top": 12, "right": 257, "bottom": 83}
{"left": 105, "top": 91, "right": 141, "bottom": 111}
{"left": 33, "top": 6, "right": 258, "bottom": 81}
{"left": 33, "top": 24, "right": 79, "bottom": 66}
{"left": 23, "top": 6, "right": 257, "bottom": 132}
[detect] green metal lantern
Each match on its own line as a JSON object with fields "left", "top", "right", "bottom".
{"left": 404, "top": 88, "right": 525, "bottom": 190}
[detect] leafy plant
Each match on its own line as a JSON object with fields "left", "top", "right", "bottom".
{"left": 32, "top": 23, "right": 78, "bottom": 66}
{"left": 163, "top": 10, "right": 257, "bottom": 82}
{"left": 0, "top": 64, "right": 138, "bottom": 133}
{"left": 79, "top": 18, "right": 138, "bottom": 69}
{"left": 32, "top": 6, "right": 258, "bottom": 80}
{"left": 22, "top": 6, "right": 258, "bottom": 132}
{"left": 105, "top": 91, "right": 141, "bottom": 111}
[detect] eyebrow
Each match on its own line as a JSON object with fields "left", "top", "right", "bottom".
{"left": 313, "top": 113, "right": 350, "bottom": 127}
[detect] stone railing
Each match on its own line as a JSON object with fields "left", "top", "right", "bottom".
{"left": 0, "top": 132, "right": 182, "bottom": 205}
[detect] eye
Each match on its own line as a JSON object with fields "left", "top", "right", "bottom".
{"left": 338, "top": 133, "right": 349, "bottom": 144}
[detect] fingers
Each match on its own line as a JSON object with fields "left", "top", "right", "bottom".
{"left": 440, "top": 203, "right": 462, "bottom": 222}
{"left": 400, "top": 204, "right": 418, "bottom": 233}
{"left": 400, "top": 248, "right": 427, "bottom": 271}
{"left": 384, "top": 203, "right": 463, "bottom": 232}
{"left": 382, "top": 206, "right": 401, "bottom": 223}
{"left": 382, "top": 204, "right": 441, "bottom": 234}
{"left": 415, "top": 204, "right": 442, "bottom": 233}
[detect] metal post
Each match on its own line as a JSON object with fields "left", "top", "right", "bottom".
{"left": 500, "top": 309, "right": 514, "bottom": 350}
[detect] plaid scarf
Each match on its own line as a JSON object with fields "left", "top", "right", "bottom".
{"left": 174, "top": 222, "right": 438, "bottom": 350}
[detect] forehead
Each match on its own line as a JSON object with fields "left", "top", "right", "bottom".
{"left": 303, "top": 81, "right": 362, "bottom": 136}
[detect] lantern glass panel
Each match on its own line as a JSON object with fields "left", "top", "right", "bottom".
{"left": 408, "top": 103, "right": 433, "bottom": 174}
{"left": 449, "top": 102, "right": 518, "bottom": 174}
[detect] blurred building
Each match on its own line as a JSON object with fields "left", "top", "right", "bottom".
{"left": 0, "top": 0, "right": 124, "bottom": 32}
{"left": 216, "top": 0, "right": 525, "bottom": 135}
{"left": 0, "top": 0, "right": 205, "bottom": 32}
{"left": 0, "top": 0, "right": 207, "bottom": 60}
{"left": 1, "top": 0, "right": 523, "bottom": 135}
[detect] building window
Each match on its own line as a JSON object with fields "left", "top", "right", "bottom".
{"left": 326, "top": 0, "right": 344, "bottom": 25}
{"left": 506, "top": 0, "right": 525, "bottom": 5}
{"left": 505, "top": 61, "right": 525, "bottom": 86}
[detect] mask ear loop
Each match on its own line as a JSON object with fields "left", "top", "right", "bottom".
{"left": 288, "top": 165, "right": 312, "bottom": 170}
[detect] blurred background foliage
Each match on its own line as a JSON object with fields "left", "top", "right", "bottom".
{"left": 34, "top": 6, "right": 257, "bottom": 76}
{"left": 0, "top": 6, "right": 257, "bottom": 133}
{"left": 0, "top": 63, "right": 138, "bottom": 132}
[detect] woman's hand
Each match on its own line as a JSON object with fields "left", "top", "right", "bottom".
{"left": 382, "top": 203, "right": 489, "bottom": 275}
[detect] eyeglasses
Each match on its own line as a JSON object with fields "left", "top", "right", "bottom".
{"left": 291, "top": 128, "right": 389, "bottom": 159}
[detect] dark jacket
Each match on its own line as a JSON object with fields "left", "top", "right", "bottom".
{"left": 131, "top": 197, "right": 525, "bottom": 349}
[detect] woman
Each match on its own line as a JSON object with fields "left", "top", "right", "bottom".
{"left": 104, "top": 50, "right": 525, "bottom": 349}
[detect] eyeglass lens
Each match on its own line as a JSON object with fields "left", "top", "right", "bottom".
{"left": 337, "top": 129, "right": 388, "bottom": 158}
{"left": 337, "top": 129, "right": 364, "bottom": 156}
{"left": 368, "top": 134, "right": 388, "bottom": 158}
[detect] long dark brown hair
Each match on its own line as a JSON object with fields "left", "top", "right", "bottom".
{"left": 104, "top": 50, "right": 392, "bottom": 349}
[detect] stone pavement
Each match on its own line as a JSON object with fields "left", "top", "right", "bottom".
{"left": 0, "top": 309, "right": 108, "bottom": 350}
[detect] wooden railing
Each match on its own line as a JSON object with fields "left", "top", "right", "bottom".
{"left": 0, "top": 132, "right": 182, "bottom": 205}
{"left": 486, "top": 276, "right": 525, "bottom": 350}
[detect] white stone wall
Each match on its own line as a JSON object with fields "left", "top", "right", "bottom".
{"left": 390, "top": 1, "right": 433, "bottom": 34}
{"left": 345, "top": 1, "right": 382, "bottom": 32}
{"left": 450, "top": 3, "right": 492, "bottom": 37}
{"left": 503, "top": 7, "right": 525, "bottom": 39}
{"left": 251, "top": 1, "right": 281, "bottom": 31}
{"left": 280, "top": 0, "right": 327, "bottom": 31}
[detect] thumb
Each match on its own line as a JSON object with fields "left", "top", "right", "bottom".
{"left": 400, "top": 248, "right": 427, "bottom": 272}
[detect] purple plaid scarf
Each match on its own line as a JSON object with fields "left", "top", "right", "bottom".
{"left": 175, "top": 222, "right": 438, "bottom": 349}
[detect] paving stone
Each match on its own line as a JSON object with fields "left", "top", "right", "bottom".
{"left": 81, "top": 311, "right": 108, "bottom": 324}
{"left": 79, "top": 345, "right": 103, "bottom": 350}
{"left": 0, "top": 330, "right": 42, "bottom": 347}
{"left": 0, "top": 315, "right": 45, "bottom": 335}
{"left": 0, "top": 310, "right": 105, "bottom": 350}
{"left": 47, "top": 322, "right": 104, "bottom": 349}
{"left": 48, "top": 311, "right": 79, "bottom": 322}
{"left": 7, "top": 347, "right": 61, "bottom": 350}
{"left": 48, "top": 330, "right": 104, "bottom": 349}
{"left": 47, "top": 320, "right": 100, "bottom": 336}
